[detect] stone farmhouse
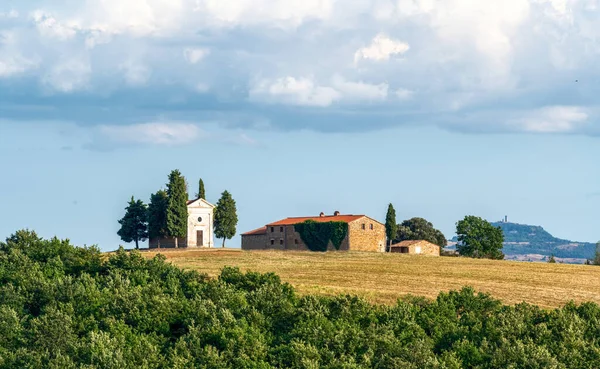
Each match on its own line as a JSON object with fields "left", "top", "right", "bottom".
{"left": 390, "top": 240, "right": 440, "bottom": 256}
{"left": 241, "top": 211, "right": 386, "bottom": 252}
{"left": 149, "top": 198, "right": 215, "bottom": 248}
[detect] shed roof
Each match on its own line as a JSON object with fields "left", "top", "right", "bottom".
{"left": 391, "top": 240, "right": 439, "bottom": 247}
{"left": 266, "top": 214, "right": 365, "bottom": 226}
{"left": 241, "top": 226, "right": 268, "bottom": 236}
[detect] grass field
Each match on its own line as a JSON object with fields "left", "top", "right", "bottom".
{"left": 141, "top": 249, "right": 600, "bottom": 309}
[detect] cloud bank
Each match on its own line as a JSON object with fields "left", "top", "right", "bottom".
{"left": 1, "top": 0, "right": 600, "bottom": 144}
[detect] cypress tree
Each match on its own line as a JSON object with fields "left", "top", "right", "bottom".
{"left": 117, "top": 196, "right": 148, "bottom": 249}
{"left": 166, "top": 170, "right": 188, "bottom": 248}
{"left": 593, "top": 242, "right": 600, "bottom": 266}
{"left": 196, "top": 178, "right": 206, "bottom": 200}
{"left": 148, "top": 190, "right": 169, "bottom": 248}
{"left": 214, "top": 190, "right": 238, "bottom": 248}
{"left": 385, "top": 204, "right": 397, "bottom": 251}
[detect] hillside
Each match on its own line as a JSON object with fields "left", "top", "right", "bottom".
{"left": 143, "top": 248, "right": 600, "bottom": 309}
{"left": 450, "top": 222, "right": 597, "bottom": 262}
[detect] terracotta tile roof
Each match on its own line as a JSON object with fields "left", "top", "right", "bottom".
{"left": 266, "top": 214, "right": 365, "bottom": 226}
{"left": 241, "top": 226, "right": 268, "bottom": 236}
{"left": 391, "top": 240, "right": 436, "bottom": 247}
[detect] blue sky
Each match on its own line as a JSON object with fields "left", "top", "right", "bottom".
{"left": 1, "top": 0, "right": 600, "bottom": 250}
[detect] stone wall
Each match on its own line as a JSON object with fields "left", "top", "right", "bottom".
{"left": 241, "top": 234, "right": 268, "bottom": 250}
{"left": 390, "top": 240, "right": 440, "bottom": 256}
{"left": 241, "top": 216, "right": 385, "bottom": 253}
{"left": 347, "top": 217, "right": 386, "bottom": 252}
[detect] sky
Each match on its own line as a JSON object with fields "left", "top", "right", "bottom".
{"left": 1, "top": 0, "right": 600, "bottom": 251}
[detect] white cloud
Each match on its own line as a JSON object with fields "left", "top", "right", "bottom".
{"left": 395, "top": 88, "right": 414, "bottom": 100}
{"left": 354, "top": 33, "right": 410, "bottom": 64}
{"left": 2, "top": 0, "right": 600, "bottom": 137}
{"left": 195, "top": 0, "right": 334, "bottom": 28}
{"left": 249, "top": 76, "right": 341, "bottom": 107}
{"left": 184, "top": 48, "right": 210, "bottom": 64}
{"left": 78, "top": 0, "right": 186, "bottom": 36}
{"left": 0, "top": 55, "right": 37, "bottom": 78}
{"left": 32, "top": 11, "right": 78, "bottom": 40}
{"left": 96, "top": 122, "right": 204, "bottom": 146}
{"left": 509, "top": 106, "right": 589, "bottom": 133}
{"left": 43, "top": 58, "right": 91, "bottom": 93}
{"left": 331, "top": 75, "right": 388, "bottom": 101}
{"left": 119, "top": 61, "right": 151, "bottom": 86}
{"left": 250, "top": 76, "right": 390, "bottom": 106}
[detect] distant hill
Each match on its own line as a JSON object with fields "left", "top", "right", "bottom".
{"left": 450, "top": 222, "right": 597, "bottom": 262}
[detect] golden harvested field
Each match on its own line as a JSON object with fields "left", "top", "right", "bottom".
{"left": 141, "top": 249, "right": 600, "bottom": 309}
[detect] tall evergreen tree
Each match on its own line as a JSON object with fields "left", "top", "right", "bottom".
{"left": 195, "top": 178, "right": 206, "bottom": 200}
{"left": 148, "top": 190, "right": 169, "bottom": 248}
{"left": 214, "top": 190, "right": 238, "bottom": 248}
{"left": 385, "top": 204, "right": 397, "bottom": 251}
{"left": 166, "top": 170, "right": 188, "bottom": 248}
{"left": 117, "top": 196, "right": 148, "bottom": 249}
{"left": 593, "top": 242, "right": 600, "bottom": 266}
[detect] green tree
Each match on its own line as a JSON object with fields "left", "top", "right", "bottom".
{"left": 117, "top": 196, "right": 148, "bottom": 249}
{"left": 166, "top": 170, "right": 188, "bottom": 248}
{"left": 456, "top": 215, "right": 504, "bottom": 259}
{"left": 593, "top": 241, "right": 600, "bottom": 266}
{"left": 385, "top": 204, "right": 397, "bottom": 251}
{"left": 548, "top": 254, "right": 556, "bottom": 263}
{"left": 148, "top": 190, "right": 169, "bottom": 248}
{"left": 195, "top": 178, "right": 206, "bottom": 200}
{"left": 214, "top": 190, "right": 238, "bottom": 248}
{"left": 396, "top": 217, "right": 447, "bottom": 247}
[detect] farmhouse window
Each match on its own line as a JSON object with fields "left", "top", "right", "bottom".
{"left": 294, "top": 239, "right": 299, "bottom": 244}
{"left": 280, "top": 239, "right": 284, "bottom": 245}
{"left": 280, "top": 226, "right": 284, "bottom": 232}
{"left": 362, "top": 224, "right": 366, "bottom": 230}
{"left": 270, "top": 239, "right": 275, "bottom": 245}
{"left": 370, "top": 224, "right": 373, "bottom": 230}
{"left": 270, "top": 227, "right": 274, "bottom": 232}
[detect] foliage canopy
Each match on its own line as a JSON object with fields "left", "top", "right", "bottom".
{"left": 385, "top": 204, "right": 397, "bottom": 248}
{"left": 214, "top": 190, "right": 238, "bottom": 247}
{"left": 195, "top": 178, "right": 206, "bottom": 200}
{"left": 116, "top": 196, "right": 148, "bottom": 249}
{"left": 294, "top": 220, "right": 348, "bottom": 252}
{"left": 148, "top": 190, "right": 169, "bottom": 241}
{"left": 396, "top": 217, "right": 447, "bottom": 247}
{"left": 1, "top": 229, "right": 599, "bottom": 368}
{"left": 456, "top": 215, "right": 504, "bottom": 259}
{"left": 165, "top": 169, "right": 188, "bottom": 246}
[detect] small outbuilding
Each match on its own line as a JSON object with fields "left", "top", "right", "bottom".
{"left": 390, "top": 240, "right": 440, "bottom": 256}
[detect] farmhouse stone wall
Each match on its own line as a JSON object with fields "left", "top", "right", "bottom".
{"left": 390, "top": 240, "right": 440, "bottom": 256}
{"left": 241, "top": 215, "right": 383, "bottom": 252}
{"left": 347, "top": 218, "right": 386, "bottom": 252}
{"left": 241, "top": 234, "right": 268, "bottom": 250}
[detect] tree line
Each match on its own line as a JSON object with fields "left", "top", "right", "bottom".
{"left": 117, "top": 170, "right": 238, "bottom": 249}
{"left": 385, "top": 204, "right": 600, "bottom": 263}
{"left": 1, "top": 229, "right": 599, "bottom": 368}
{"left": 385, "top": 204, "right": 505, "bottom": 260}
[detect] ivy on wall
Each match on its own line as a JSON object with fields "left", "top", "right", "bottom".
{"left": 294, "top": 220, "right": 348, "bottom": 252}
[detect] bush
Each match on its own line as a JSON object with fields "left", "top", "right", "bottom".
{"left": 0, "top": 229, "right": 599, "bottom": 368}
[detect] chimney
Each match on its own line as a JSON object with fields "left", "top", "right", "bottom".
{"left": 334, "top": 211, "right": 340, "bottom": 216}
{"left": 319, "top": 212, "right": 325, "bottom": 217}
